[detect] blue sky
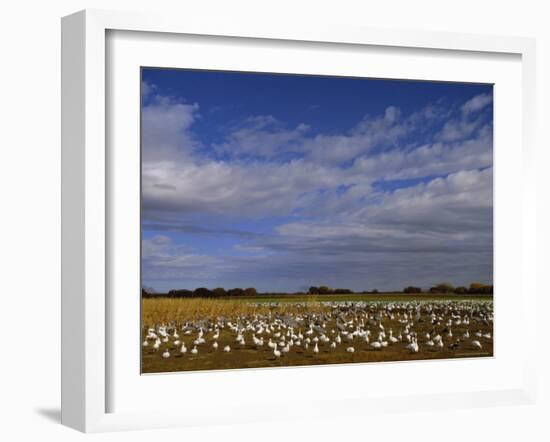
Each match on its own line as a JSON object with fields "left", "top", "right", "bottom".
{"left": 141, "top": 68, "right": 493, "bottom": 293}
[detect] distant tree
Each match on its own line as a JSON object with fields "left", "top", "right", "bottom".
{"left": 469, "top": 283, "right": 485, "bottom": 291}
{"left": 318, "top": 286, "right": 331, "bottom": 295}
{"left": 212, "top": 287, "right": 226, "bottom": 297}
{"left": 334, "top": 288, "right": 353, "bottom": 294}
{"left": 468, "top": 283, "right": 493, "bottom": 294}
{"left": 454, "top": 286, "right": 468, "bottom": 294}
{"left": 404, "top": 286, "right": 422, "bottom": 294}
{"left": 227, "top": 288, "right": 244, "bottom": 297}
{"left": 193, "top": 287, "right": 212, "bottom": 297}
{"left": 168, "top": 289, "right": 193, "bottom": 297}
{"left": 308, "top": 286, "right": 319, "bottom": 294}
{"left": 371, "top": 289, "right": 379, "bottom": 294}
{"left": 434, "top": 283, "right": 454, "bottom": 293}
{"left": 243, "top": 287, "right": 258, "bottom": 296}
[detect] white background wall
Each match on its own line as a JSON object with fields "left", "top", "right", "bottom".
{"left": 0, "top": 1, "right": 548, "bottom": 440}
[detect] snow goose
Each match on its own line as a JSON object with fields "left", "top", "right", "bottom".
{"left": 471, "top": 340, "right": 482, "bottom": 350}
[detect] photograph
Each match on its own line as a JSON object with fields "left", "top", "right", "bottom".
{"left": 140, "top": 68, "right": 494, "bottom": 374}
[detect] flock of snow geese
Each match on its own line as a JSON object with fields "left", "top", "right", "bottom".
{"left": 142, "top": 300, "right": 493, "bottom": 368}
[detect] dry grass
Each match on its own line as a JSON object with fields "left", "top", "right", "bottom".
{"left": 141, "top": 297, "right": 330, "bottom": 327}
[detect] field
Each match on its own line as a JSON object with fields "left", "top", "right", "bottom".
{"left": 141, "top": 294, "right": 494, "bottom": 374}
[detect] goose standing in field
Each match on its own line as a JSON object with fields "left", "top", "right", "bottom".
{"left": 463, "top": 330, "right": 470, "bottom": 339}
{"left": 313, "top": 342, "right": 319, "bottom": 354}
{"left": 223, "top": 345, "right": 231, "bottom": 352}
{"left": 370, "top": 340, "right": 382, "bottom": 350}
{"left": 330, "top": 341, "right": 337, "bottom": 349}
{"left": 448, "top": 339, "right": 460, "bottom": 350}
{"left": 273, "top": 346, "right": 281, "bottom": 358}
{"left": 191, "top": 345, "right": 198, "bottom": 355}
{"left": 346, "top": 346, "right": 355, "bottom": 353}
{"left": 471, "top": 340, "right": 482, "bottom": 350}
{"left": 406, "top": 337, "right": 419, "bottom": 353}
{"left": 180, "top": 343, "right": 187, "bottom": 354}
{"left": 142, "top": 339, "right": 148, "bottom": 347}
{"left": 162, "top": 349, "right": 170, "bottom": 358}
{"left": 212, "top": 341, "right": 219, "bottom": 351}
{"left": 153, "top": 338, "right": 161, "bottom": 351}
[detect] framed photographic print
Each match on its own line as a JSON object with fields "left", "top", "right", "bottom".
{"left": 139, "top": 67, "right": 495, "bottom": 374}
{"left": 61, "top": 9, "right": 537, "bottom": 432}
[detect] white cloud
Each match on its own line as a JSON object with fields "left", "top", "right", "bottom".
{"left": 461, "top": 92, "right": 493, "bottom": 115}
{"left": 213, "top": 115, "right": 310, "bottom": 158}
{"left": 354, "top": 124, "right": 492, "bottom": 180}
{"left": 142, "top": 94, "right": 200, "bottom": 162}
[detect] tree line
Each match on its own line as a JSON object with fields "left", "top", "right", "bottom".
{"left": 404, "top": 283, "right": 493, "bottom": 294}
{"left": 142, "top": 282, "right": 492, "bottom": 298}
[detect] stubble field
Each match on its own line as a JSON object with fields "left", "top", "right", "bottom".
{"left": 141, "top": 294, "right": 493, "bottom": 374}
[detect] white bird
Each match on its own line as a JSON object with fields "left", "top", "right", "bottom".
{"left": 313, "top": 343, "right": 319, "bottom": 354}
{"left": 471, "top": 340, "right": 482, "bottom": 350}
{"left": 370, "top": 341, "right": 382, "bottom": 350}
{"left": 346, "top": 346, "right": 355, "bottom": 353}
{"left": 191, "top": 346, "right": 198, "bottom": 354}
{"left": 273, "top": 347, "right": 281, "bottom": 357}
{"left": 162, "top": 349, "right": 170, "bottom": 358}
{"left": 406, "top": 338, "right": 419, "bottom": 353}
{"left": 212, "top": 341, "right": 219, "bottom": 350}
{"left": 180, "top": 343, "right": 187, "bottom": 354}
{"left": 330, "top": 341, "right": 336, "bottom": 349}
{"left": 142, "top": 340, "right": 148, "bottom": 347}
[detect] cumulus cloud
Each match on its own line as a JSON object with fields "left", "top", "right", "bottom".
{"left": 213, "top": 115, "right": 310, "bottom": 159}
{"left": 141, "top": 93, "right": 200, "bottom": 162}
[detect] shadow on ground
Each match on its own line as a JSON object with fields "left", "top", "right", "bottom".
{"left": 35, "top": 408, "right": 61, "bottom": 423}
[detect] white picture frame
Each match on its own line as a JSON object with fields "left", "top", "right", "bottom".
{"left": 61, "top": 9, "right": 537, "bottom": 433}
